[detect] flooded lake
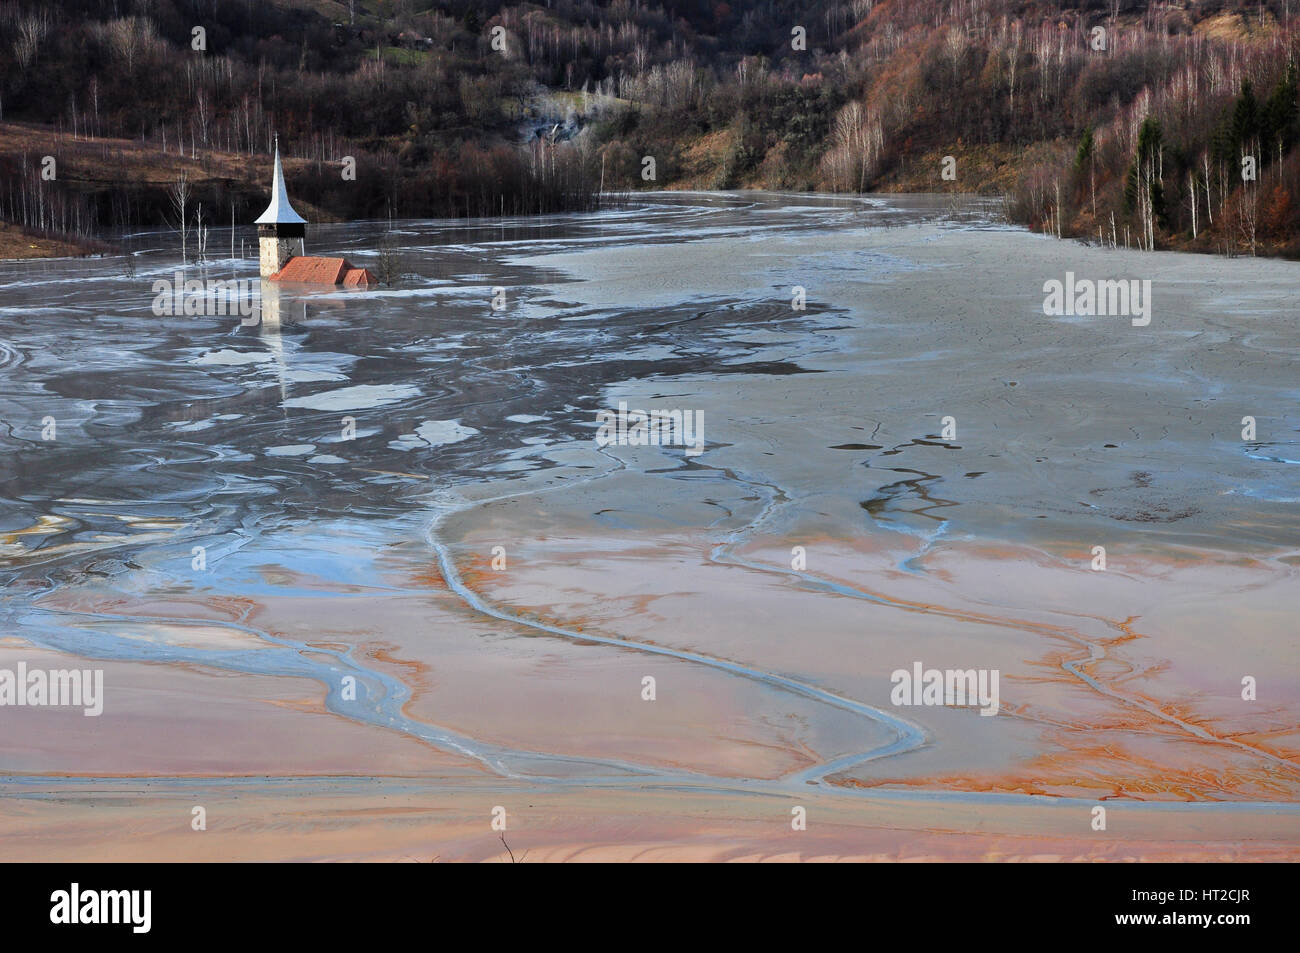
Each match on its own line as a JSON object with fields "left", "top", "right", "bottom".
{"left": 1, "top": 192, "right": 1297, "bottom": 860}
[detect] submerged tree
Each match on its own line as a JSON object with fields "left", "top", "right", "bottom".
{"left": 168, "top": 172, "right": 192, "bottom": 262}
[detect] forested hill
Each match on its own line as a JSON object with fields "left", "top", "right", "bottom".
{"left": 1, "top": 1, "right": 1297, "bottom": 257}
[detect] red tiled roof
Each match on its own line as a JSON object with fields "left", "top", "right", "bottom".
{"left": 343, "top": 267, "right": 377, "bottom": 288}
{"left": 270, "top": 256, "right": 348, "bottom": 284}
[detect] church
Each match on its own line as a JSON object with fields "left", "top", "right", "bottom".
{"left": 255, "top": 141, "right": 376, "bottom": 288}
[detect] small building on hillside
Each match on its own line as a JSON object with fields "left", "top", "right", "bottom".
{"left": 256, "top": 141, "right": 377, "bottom": 288}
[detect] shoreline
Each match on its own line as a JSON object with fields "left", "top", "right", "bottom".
{"left": 8, "top": 187, "right": 1300, "bottom": 263}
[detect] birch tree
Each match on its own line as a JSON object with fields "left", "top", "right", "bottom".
{"left": 169, "top": 173, "right": 192, "bottom": 262}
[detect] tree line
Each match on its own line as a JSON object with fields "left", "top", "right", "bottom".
{"left": 1, "top": 0, "right": 1297, "bottom": 257}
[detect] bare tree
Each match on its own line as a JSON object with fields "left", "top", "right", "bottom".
{"left": 944, "top": 26, "right": 966, "bottom": 82}
{"left": 195, "top": 88, "right": 211, "bottom": 148}
{"left": 1004, "top": 28, "right": 1021, "bottom": 117}
{"left": 1054, "top": 178, "right": 1063, "bottom": 238}
{"left": 1201, "top": 151, "right": 1214, "bottom": 226}
{"left": 375, "top": 233, "right": 403, "bottom": 286}
{"left": 851, "top": 0, "right": 875, "bottom": 20}
{"left": 821, "top": 100, "right": 884, "bottom": 193}
{"left": 14, "top": 10, "right": 52, "bottom": 69}
{"left": 1238, "top": 168, "right": 1258, "bottom": 256}
{"left": 194, "top": 202, "right": 209, "bottom": 261}
{"left": 105, "top": 17, "right": 152, "bottom": 74}
{"left": 169, "top": 172, "right": 192, "bottom": 261}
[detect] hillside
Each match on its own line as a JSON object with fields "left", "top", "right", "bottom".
{"left": 1, "top": 1, "right": 1297, "bottom": 257}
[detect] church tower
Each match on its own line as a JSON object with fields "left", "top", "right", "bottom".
{"left": 255, "top": 139, "right": 307, "bottom": 278}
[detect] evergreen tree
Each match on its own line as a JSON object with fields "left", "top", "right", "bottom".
{"left": 1074, "top": 125, "right": 1095, "bottom": 170}
{"left": 1230, "top": 78, "right": 1260, "bottom": 151}
{"left": 1262, "top": 65, "right": 1299, "bottom": 159}
{"left": 1125, "top": 117, "right": 1165, "bottom": 221}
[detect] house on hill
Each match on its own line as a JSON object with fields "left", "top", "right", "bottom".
{"left": 256, "top": 141, "right": 377, "bottom": 288}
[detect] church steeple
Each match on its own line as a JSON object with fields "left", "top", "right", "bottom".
{"left": 256, "top": 139, "right": 307, "bottom": 227}
{"left": 255, "top": 137, "right": 306, "bottom": 278}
